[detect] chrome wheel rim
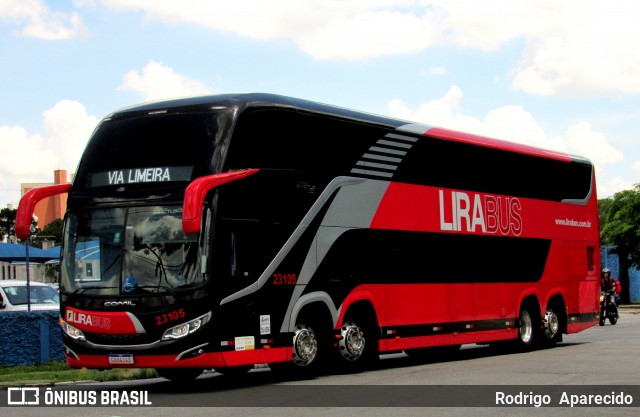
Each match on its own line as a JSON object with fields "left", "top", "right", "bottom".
{"left": 292, "top": 324, "right": 318, "bottom": 366}
{"left": 544, "top": 309, "right": 559, "bottom": 339}
{"left": 519, "top": 310, "right": 533, "bottom": 344}
{"left": 339, "top": 322, "right": 365, "bottom": 361}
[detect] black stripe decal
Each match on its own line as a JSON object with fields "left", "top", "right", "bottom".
{"left": 381, "top": 318, "right": 518, "bottom": 339}
{"left": 568, "top": 312, "right": 598, "bottom": 324}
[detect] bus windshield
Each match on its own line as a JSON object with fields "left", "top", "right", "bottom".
{"left": 61, "top": 205, "right": 205, "bottom": 295}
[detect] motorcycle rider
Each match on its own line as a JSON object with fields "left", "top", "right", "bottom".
{"left": 600, "top": 268, "right": 620, "bottom": 325}
{"left": 601, "top": 268, "right": 616, "bottom": 294}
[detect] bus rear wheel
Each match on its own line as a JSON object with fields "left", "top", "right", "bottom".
{"left": 541, "top": 305, "right": 564, "bottom": 347}
{"left": 338, "top": 321, "right": 366, "bottom": 361}
{"left": 517, "top": 304, "right": 540, "bottom": 350}
{"left": 336, "top": 307, "right": 379, "bottom": 371}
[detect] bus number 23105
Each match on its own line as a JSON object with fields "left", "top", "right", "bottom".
{"left": 273, "top": 273, "right": 297, "bottom": 285}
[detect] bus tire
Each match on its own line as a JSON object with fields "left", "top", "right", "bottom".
{"left": 517, "top": 302, "right": 540, "bottom": 350}
{"left": 338, "top": 305, "right": 380, "bottom": 370}
{"left": 155, "top": 367, "right": 203, "bottom": 382}
{"left": 292, "top": 323, "right": 320, "bottom": 367}
{"left": 337, "top": 320, "right": 378, "bottom": 371}
{"left": 541, "top": 303, "right": 564, "bottom": 348}
{"left": 338, "top": 321, "right": 366, "bottom": 362}
{"left": 286, "top": 306, "right": 333, "bottom": 374}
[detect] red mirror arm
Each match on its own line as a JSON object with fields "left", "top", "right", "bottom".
{"left": 15, "top": 183, "right": 72, "bottom": 241}
{"left": 182, "top": 169, "right": 259, "bottom": 234}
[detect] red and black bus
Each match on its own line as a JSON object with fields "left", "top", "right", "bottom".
{"left": 17, "top": 93, "right": 600, "bottom": 380}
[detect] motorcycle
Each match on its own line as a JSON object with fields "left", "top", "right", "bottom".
{"left": 599, "top": 290, "right": 619, "bottom": 326}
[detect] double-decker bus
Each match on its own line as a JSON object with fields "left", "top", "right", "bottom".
{"left": 16, "top": 93, "right": 600, "bottom": 381}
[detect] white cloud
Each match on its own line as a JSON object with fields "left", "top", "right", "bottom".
{"left": 0, "top": 101, "right": 98, "bottom": 206}
{"left": 513, "top": 15, "right": 640, "bottom": 95}
{"left": 388, "top": 86, "right": 483, "bottom": 132}
{"left": 0, "top": 0, "right": 88, "bottom": 40}
{"left": 564, "top": 122, "right": 624, "bottom": 166}
{"left": 119, "top": 61, "right": 212, "bottom": 101}
{"left": 99, "top": 1, "right": 448, "bottom": 62}
{"left": 96, "top": 1, "right": 640, "bottom": 96}
{"left": 295, "top": 8, "right": 447, "bottom": 61}
{"left": 429, "top": 67, "right": 448, "bottom": 76}
{"left": 43, "top": 100, "right": 99, "bottom": 171}
{"left": 598, "top": 177, "right": 636, "bottom": 199}
{"left": 387, "top": 86, "right": 627, "bottom": 195}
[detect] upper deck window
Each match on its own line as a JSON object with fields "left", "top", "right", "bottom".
{"left": 74, "top": 112, "right": 223, "bottom": 191}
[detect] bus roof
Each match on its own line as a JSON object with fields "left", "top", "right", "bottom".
{"left": 107, "top": 93, "right": 585, "bottom": 165}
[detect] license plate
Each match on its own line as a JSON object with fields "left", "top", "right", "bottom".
{"left": 108, "top": 354, "right": 134, "bottom": 365}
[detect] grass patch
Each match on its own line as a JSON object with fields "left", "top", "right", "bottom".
{"left": 0, "top": 362, "right": 158, "bottom": 386}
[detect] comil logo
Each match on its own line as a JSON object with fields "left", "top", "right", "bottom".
{"left": 7, "top": 387, "right": 39, "bottom": 405}
{"left": 438, "top": 190, "right": 522, "bottom": 236}
{"left": 104, "top": 300, "right": 136, "bottom": 307}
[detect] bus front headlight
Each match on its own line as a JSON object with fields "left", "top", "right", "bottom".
{"left": 60, "top": 317, "right": 86, "bottom": 341}
{"left": 161, "top": 311, "right": 211, "bottom": 341}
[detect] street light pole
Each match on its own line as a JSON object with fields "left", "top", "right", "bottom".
{"left": 25, "top": 241, "right": 31, "bottom": 312}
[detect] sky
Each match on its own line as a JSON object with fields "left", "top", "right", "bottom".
{"left": 1, "top": 0, "right": 639, "bottom": 208}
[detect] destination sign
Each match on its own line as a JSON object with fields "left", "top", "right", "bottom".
{"left": 87, "top": 166, "right": 193, "bottom": 187}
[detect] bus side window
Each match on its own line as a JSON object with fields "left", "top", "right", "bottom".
{"left": 226, "top": 227, "right": 258, "bottom": 281}
{"left": 229, "top": 230, "right": 252, "bottom": 280}
{"left": 230, "top": 231, "right": 239, "bottom": 277}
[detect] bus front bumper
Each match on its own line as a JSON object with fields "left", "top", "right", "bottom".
{"left": 63, "top": 345, "right": 292, "bottom": 369}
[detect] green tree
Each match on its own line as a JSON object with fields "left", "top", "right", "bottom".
{"left": 598, "top": 197, "right": 613, "bottom": 233}
{"left": 0, "top": 207, "right": 39, "bottom": 242}
{"left": 0, "top": 208, "right": 16, "bottom": 238}
{"left": 39, "top": 218, "right": 63, "bottom": 244}
{"left": 600, "top": 185, "right": 640, "bottom": 304}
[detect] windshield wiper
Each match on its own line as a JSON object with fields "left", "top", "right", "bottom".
{"left": 135, "top": 285, "right": 177, "bottom": 296}
{"left": 65, "top": 286, "right": 119, "bottom": 295}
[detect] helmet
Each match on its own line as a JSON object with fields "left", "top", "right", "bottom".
{"left": 602, "top": 268, "right": 611, "bottom": 274}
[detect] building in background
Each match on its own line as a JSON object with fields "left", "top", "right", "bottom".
{"left": 0, "top": 243, "right": 61, "bottom": 283}
{"left": 20, "top": 169, "right": 70, "bottom": 230}
{"left": 0, "top": 170, "right": 71, "bottom": 283}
